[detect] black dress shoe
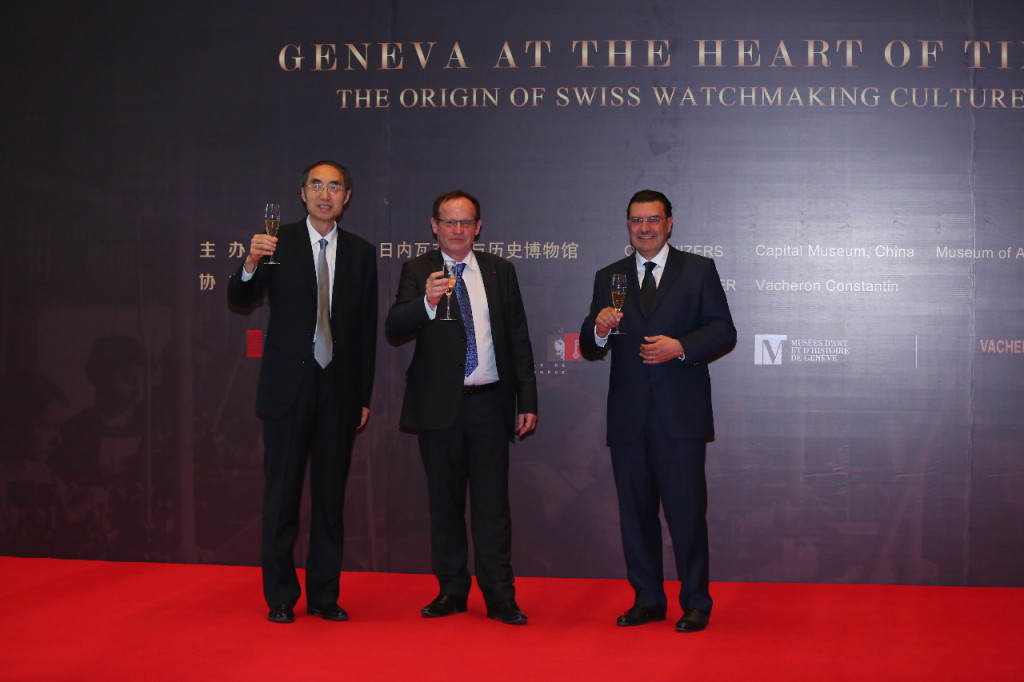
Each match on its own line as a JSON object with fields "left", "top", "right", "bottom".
{"left": 675, "top": 609, "right": 710, "bottom": 632}
{"left": 421, "top": 592, "right": 468, "bottom": 618}
{"left": 616, "top": 605, "right": 667, "bottom": 626}
{"left": 267, "top": 604, "right": 295, "bottom": 624}
{"left": 308, "top": 603, "right": 349, "bottom": 621}
{"left": 486, "top": 599, "right": 528, "bottom": 625}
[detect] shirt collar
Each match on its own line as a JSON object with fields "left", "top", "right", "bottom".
{"left": 442, "top": 249, "right": 478, "bottom": 272}
{"left": 306, "top": 218, "right": 337, "bottom": 246}
{"left": 634, "top": 243, "right": 670, "bottom": 270}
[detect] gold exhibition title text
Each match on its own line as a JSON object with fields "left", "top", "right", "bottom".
{"left": 277, "top": 39, "right": 1024, "bottom": 110}
{"left": 278, "top": 39, "right": 1024, "bottom": 71}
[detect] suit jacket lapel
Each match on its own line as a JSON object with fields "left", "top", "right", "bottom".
{"left": 478, "top": 253, "right": 501, "bottom": 335}
{"left": 278, "top": 221, "right": 318, "bottom": 299}
{"left": 328, "top": 231, "right": 346, "bottom": 320}
{"left": 647, "top": 248, "right": 683, "bottom": 316}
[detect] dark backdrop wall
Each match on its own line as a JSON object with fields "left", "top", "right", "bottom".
{"left": 2, "top": 1, "right": 1021, "bottom": 586}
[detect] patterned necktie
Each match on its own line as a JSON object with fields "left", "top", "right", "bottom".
{"left": 642, "top": 261, "right": 657, "bottom": 314}
{"left": 313, "top": 238, "right": 333, "bottom": 368}
{"left": 455, "top": 262, "right": 478, "bottom": 377}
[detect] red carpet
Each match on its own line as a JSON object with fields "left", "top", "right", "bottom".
{"left": 1, "top": 557, "right": 1020, "bottom": 681}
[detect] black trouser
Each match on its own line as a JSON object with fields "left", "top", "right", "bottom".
{"left": 261, "top": 362, "right": 353, "bottom": 608}
{"left": 417, "top": 385, "right": 515, "bottom": 606}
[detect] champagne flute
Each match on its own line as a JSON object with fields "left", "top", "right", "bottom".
{"left": 264, "top": 203, "right": 281, "bottom": 265}
{"left": 609, "top": 273, "right": 627, "bottom": 335}
{"left": 440, "top": 261, "right": 457, "bottom": 321}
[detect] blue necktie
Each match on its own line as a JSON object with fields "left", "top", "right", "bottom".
{"left": 455, "top": 262, "right": 478, "bottom": 377}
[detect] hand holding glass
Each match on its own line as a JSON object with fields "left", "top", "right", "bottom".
{"left": 440, "top": 263, "right": 457, "bottom": 321}
{"left": 609, "top": 273, "right": 627, "bottom": 335}
{"left": 264, "top": 203, "right": 281, "bottom": 265}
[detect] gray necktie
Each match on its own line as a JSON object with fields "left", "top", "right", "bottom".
{"left": 314, "top": 238, "right": 333, "bottom": 368}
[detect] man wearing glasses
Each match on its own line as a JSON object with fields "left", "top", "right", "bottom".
{"left": 580, "top": 189, "right": 735, "bottom": 633}
{"left": 385, "top": 189, "right": 537, "bottom": 625}
{"left": 228, "top": 160, "right": 377, "bottom": 624}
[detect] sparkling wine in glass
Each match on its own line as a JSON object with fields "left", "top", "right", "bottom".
{"left": 440, "top": 262, "right": 457, "bottom": 321}
{"left": 264, "top": 203, "right": 281, "bottom": 265}
{"left": 609, "top": 273, "right": 627, "bottom": 335}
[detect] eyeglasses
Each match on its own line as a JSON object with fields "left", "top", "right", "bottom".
{"left": 629, "top": 216, "right": 666, "bottom": 226}
{"left": 436, "top": 218, "right": 478, "bottom": 228}
{"left": 307, "top": 181, "right": 346, "bottom": 195}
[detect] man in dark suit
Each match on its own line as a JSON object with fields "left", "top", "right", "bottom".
{"left": 385, "top": 189, "right": 537, "bottom": 625}
{"left": 581, "top": 189, "right": 735, "bottom": 633}
{"left": 228, "top": 160, "right": 377, "bottom": 624}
